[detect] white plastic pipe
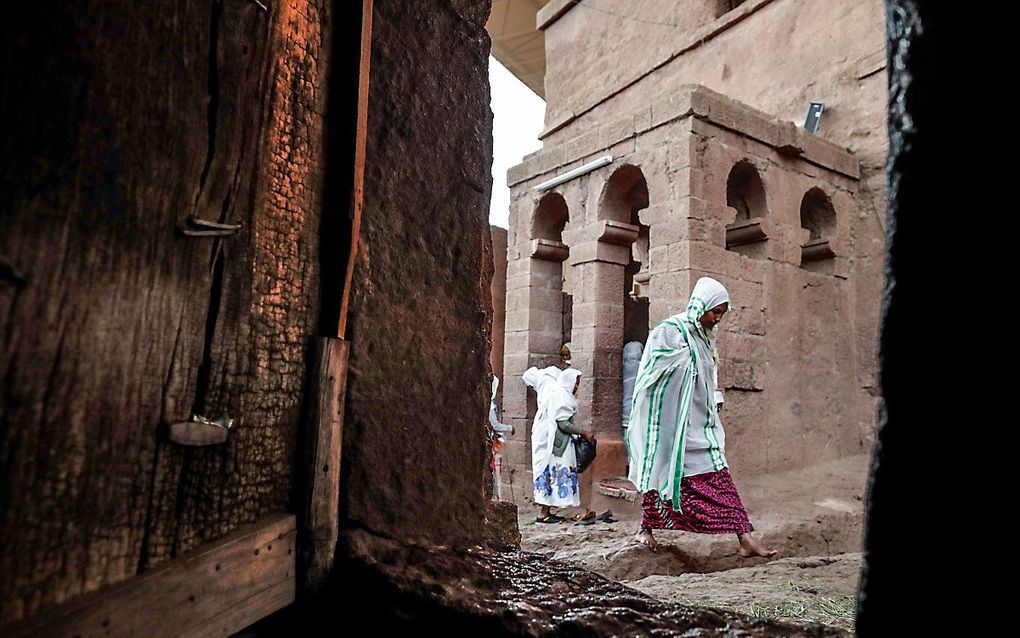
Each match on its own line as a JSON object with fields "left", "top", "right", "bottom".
{"left": 533, "top": 155, "right": 614, "bottom": 191}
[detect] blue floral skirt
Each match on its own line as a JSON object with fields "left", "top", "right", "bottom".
{"left": 533, "top": 441, "right": 580, "bottom": 507}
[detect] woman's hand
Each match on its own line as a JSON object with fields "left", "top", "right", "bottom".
{"left": 581, "top": 430, "right": 596, "bottom": 441}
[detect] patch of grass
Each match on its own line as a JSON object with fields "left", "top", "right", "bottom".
{"left": 742, "top": 595, "right": 857, "bottom": 631}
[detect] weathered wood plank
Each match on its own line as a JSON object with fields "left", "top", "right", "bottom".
{"left": 298, "top": 337, "right": 349, "bottom": 594}
{"left": 0, "top": 1, "right": 226, "bottom": 619}
{"left": 1, "top": 0, "right": 333, "bottom": 619}
{"left": 143, "top": 0, "right": 280, "bottom": 565}
{"left": 336, "top": 0, "right": 374, "bottom": 339}
{"left": 0, "top": 514, "right": 296, "bottom": 638}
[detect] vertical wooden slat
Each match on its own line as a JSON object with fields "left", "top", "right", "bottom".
{"left": 336, "top": 0, "right": 374, "bottom": 339}
{"left": 298, "top": 337, "right": 350, "bottom": 594}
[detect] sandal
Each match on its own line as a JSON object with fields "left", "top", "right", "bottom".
{"left": 574, "top": 510, "right": 597, "bottom": 525}
{"left": 597, "top": 510, "right": 617, "bottom": 523}
{"left": 535, "top": 514, "right": 566, "bottom": 524}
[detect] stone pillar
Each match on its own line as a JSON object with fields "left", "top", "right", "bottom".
{"left": 567, "top": 221, "right": 638, "bottom": 496}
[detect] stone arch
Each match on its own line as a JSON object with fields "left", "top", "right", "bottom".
{"left": 800, "top": 187, "right": 837, "bottom": 265}
{"left": 598, "top": 164, "right": 649, "bottom": 223}
{"left": 725, "top": 160, "right": 769, "bottom": 258}
{"left": 531, "top": 192, "right": 568, "bottom": 243}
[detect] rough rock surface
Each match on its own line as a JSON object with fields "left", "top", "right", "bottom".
{"left": 339, "top": 0, "right": 495, "bottom": 547}
{"left": 300, "top": 530, "right": 850, "bottom": 637}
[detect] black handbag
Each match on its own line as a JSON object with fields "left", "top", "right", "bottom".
{"left": 574, "top": 436, "right": 597, "bottom": 473}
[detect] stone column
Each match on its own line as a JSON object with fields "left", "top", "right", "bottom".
{"left": 567, "top": 221, "right": 638, "bottom": 498}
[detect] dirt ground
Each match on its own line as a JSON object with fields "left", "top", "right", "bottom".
{"left": 517, "top": 455, "right": 869, "bottom": 632}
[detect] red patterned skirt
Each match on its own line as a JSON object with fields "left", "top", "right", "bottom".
{"left": 640, "top": 469, "right": 753, "bottom": 534}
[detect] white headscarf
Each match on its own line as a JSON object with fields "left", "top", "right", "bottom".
{"left": 557, "top": 368, "right": 581, "bottom": 409}
{"left": 522, "top": 366, "right": 559, "bottom": 395}
{"left": 681, "top": 277, "right": 730, "bottom": 349}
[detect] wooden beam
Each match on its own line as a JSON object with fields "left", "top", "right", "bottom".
{"left": 1, "top": 515, "right": 296, "bottom": 638}
{"left": 336, "top": 0, "right": 374, "bottom": 339}
{"left": 298, "top": 336, "right": 350, "bottom": 594}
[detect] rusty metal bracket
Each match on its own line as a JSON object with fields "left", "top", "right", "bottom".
{"left": 188, "top": 216, "right": 241, "bottom": 231}
{"left": 168, "top": 414, "right": 234, "bottom": 446}
{"left": 178, "top": 216, "right": 241, "bottom": 237}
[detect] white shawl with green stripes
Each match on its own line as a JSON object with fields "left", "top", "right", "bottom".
{"left": 626, "top": 278, "right": 730, "bottom": 509}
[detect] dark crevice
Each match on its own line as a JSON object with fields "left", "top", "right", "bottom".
{"left": 136, "top": 441, "right": 162, "bottom": 573}
{"left": 196, "top": 0, "right": 224, "bottom": 200}
{"left": 192, "top": 247, "right": 226, "bottom": 420}
{"left": 191, "top": 0, "right": 231, "bottom": 418}
{"left": 317, "top": 0, "right": 365, "bottom": 335}
{"left": 173, "top": 224, "right": 229, "bottom": 559}
{"left": 167, "top": 0, "right": 236, "bottom": 564}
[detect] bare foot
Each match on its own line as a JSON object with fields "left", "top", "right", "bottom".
{"left": 634, "top": 529, "right": 657, "bottom": 552}
{"left": 737, "top": 532, "right": 777, "bottom": 558}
